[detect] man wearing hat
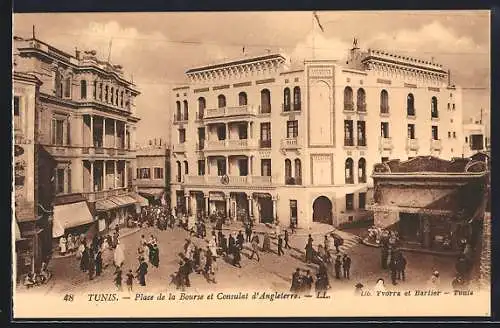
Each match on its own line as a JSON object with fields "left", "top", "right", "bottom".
{"left": 354, "top": 283, "right": 364, "bottom": 295}
{"left": 136, "top": 256, "right": 148, "bottom": 286}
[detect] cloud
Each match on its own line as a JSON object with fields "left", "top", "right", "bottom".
{"left": 290, "top": 31, "right": 350, "bottom": 62}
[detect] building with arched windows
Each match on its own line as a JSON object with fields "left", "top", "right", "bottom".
{"left": 13, "top": 35, "right": 143, "bottom": 243}
{"left": 170, "top": 43, "right": 464, "bottom": 229}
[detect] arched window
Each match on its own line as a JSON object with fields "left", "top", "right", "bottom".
{"left": 293, "top": 86, "right": 301, "bottom": 111}
{"left": 176, "top": 161, "right": 182, "bottom": 182}
{"left": 431, "top": 96, "right": 438, "bottom": 118}
{"left": 115, "top": 89, "right": 119, "bottom": 106}
{"left": 80, "top": 80, "right": 87, "bottom": 99}
{"left": 283, "top": 88, "right": 291, "bottom": 111}
{"left": 358, "top": 158, "right": 366, "bottom": 183}
{"left": 198, "top": 97, "right": 206, "bottom": 119}
{"left": 218, "top": 94, "right": 226, "bottom": 108}
{"left": 285, "top": 159, "right": 292, "bottom": 183}
{"left": 294, "top": 159, "right": 302, "bottom": 184}
{"left": 261, "top": 89, "right": 271, "bottom": 113}
{"left": 344, "top": 87, "right": 354, "bottom": 111}
{"left": 345, "top": 158, "right": 354, "bottom": 184}
{"left": 120, "top": 91, "right": 124, "bottom": 107}
{"left": 176, "top": 101, "right": 181, "bottom": 121}
{"left": 99, "top": 83, "right": 103, "bottom": 100}
{"left": 357, "top": 88, "right": 366, "bottom": 112}
{"left": 105, "top": 85, "right": 109, "bottom": 102}
{"left": 183, "top": 100, "right": 189, "bottom": 120}
{"left": 380, "top": 89, "right": 389, "bottom": 113}
{"left": 184, "top": 161, "right": 189, "bottom": 175}
{"left": 407, "top": 93, "right": 415, "bottom": 116}
{"left": 110, "top": 87, "right": 114, "bottom": 104}
{"left": 235, "top": 92, "right": 246, "bottom": 106}
{"left": 55, "top": 70, "right": 63, "bottom": 98}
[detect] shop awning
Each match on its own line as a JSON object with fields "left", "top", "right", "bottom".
{"left": 109, "top": 195, "right": 137, "bottom": 207}
{"left": 130, "top": 193, "right": 149, "bottom": 207}
{"left": 14, "top": 219, "right": 22, "bottom": 241}
{"left": 96, "top": 199, "right": 118, "bottom": 212}
{"left": 138, "top": 188, "right": 164, "bottom": 200}
{"left": 53, "top": 201, "right": 94, "bottom": 238}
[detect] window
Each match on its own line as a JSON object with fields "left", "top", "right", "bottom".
{"left": 176, "top": 161, "right": 182, "bottom": 182}
{"left": 93, "top": 81, "right": 97, "bottom": 99}
{"left": 237, "top": 124, "right": 248, "bottom": 139}
{"left": 447, "top": 103, "right": 450, "bottom": 110}
{"left": 260, "top": 89, "right": 271, "bottom": 113}
{"left": 381, "top": 157, "right": 389, "bottom": 163}
{"left": 80, "top": 80, "right": 87, "bottom": 99}
{"left": 217, "top": 125, "right": 227, "bottom": 140}
{"left": 470, "top": 134, "right": 484, "bottom": 150}
{"left": 238, "top": 92, "right": 247, "bottom": 106}
{"left": 198, "top": 160, "right": 205, "bottom": 176}
{"left": 55, "top": 70, "right": 63, "bottom": 98}
{"left": 218, "top": 94, "right": 226, "bottom": 108}
{"left": 287, "top": 120, "right": 298, "bottom": 138}
{"left": 198, "top": 97, "right": 206, "bottom": 119}
{"left": 55, "top": 168, "right": 65, "bottom": 194}
{"left": 294, "top": 159, "right": 302, "bottom": 184}
{"left": 14, "top": 96, "right": 20, "bottom": 130}
{"left": 346, "top": 193, "right": 354, "bottom": 211}
{"left": 431, "top": 96, "right": 438, "bottom": 118}
{"left": 105, "top": 85, "right": 109, "bottom": 102}
{"left": 344, "top": 120, "right": 354, "bottom": 146}
{"left": 345, "top": 158, "right": 354, "bottom": 184}
{"left": 357, "top": 120, "right": 366, "bottom": 146}
{"left": 115, "top": 89, "right": 119, "bottom": 106}
{"left": 260, "top": 122, "right": 271, "bottom": 148}
{"left": 293, "top": 86, "right": 301, "bottom": 111}
{"left": 344, "top": 86, "right": 354, "bottom": 111}
{"left": 217, "top": 159, "right": 226, "bottom": 176}
{"left": 64, "top": 77, "right": 71, "bottom": 98}
{"left": 120, "top": 91, "right": 124, "bottom": 107}
{"left": 176, "top": 101, "right": 181, "bottom": 121}
{"left": 283, "top": 88, "right": 291, "bottom": 111}
{"left": 453, "top": 131, "right": 456, "bottom": 138}
{"left": 261, "top": 159, "right": 272, "bottom": 176}
{"left": 407, "top": 124, "right": 415, "bottom": 139}
{"left": 381, "top": 122, "right": 389, "bottom": 138}
{"left": 465, "top": 136, "right": 468, "bottom": 143}
{"left": 51, "top": 119, "right": 65, "bottom": 145}
{"left": 184, "top": 161, "right": 189, "bottom": 175}
{"left": 138, "top": 168, "right": 151, "bottom": 179}
{"left": 290, "top": 200, "right": 298, "bottom": 219}
{"left": 432, "top": 126, "right": 439, "bottom": 140}
{"left": 452, "top": 103, "right": 456, "bottom": 110}
{"left": 183, "top": 100, "right": 189, "bottom": 120}
{"left": 357, "top": 88, "right": 366, "bottom": 112}
{"left": 285, "top": 159, "right": 292, "bottom": 183}
{"left": 358, "top": 158, "right": 366, "bottom": 183}
{"left": 99, "top": 83, "right": 103, "bottom": 100}
{"left": 110, "top": 87, "right": 114, "bottom": 104}
{"left": 407, "top": 93, "right": 415, "bottom": 116}
{"left": 380, "top": 89, "right": 389, "bottom": 113}
{"left": 154, "top": 168, "right": 164, "bottom": 179}
{"left": 179, "top": 128, "right": 186, "bottom": 143}
{"left": 359, "top": 192, "right": 366, "bottom": 209}
{"left": 448, "top": 131, "right": 451, "bottom": 138}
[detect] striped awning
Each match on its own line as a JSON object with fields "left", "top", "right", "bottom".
{"left": 53, "top": 201, "right": 94, "bottom": 238}
{"left": 130, "top": 193, "right": 149, "bottom": 207}
{"left": 96, "top": 199, "right": 118, "bottom": 212}
{"left": 138, "top": 188, "right": 164, "bottom": 199}
{"left": 109, "top": 195, "right": 137, "bottom": 207}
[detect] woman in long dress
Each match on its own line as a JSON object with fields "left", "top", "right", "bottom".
{"left": 208, "top": 236, "right": 218, "bottom": 258}
{"left": 114, "top": 240, "right": 126, "bottom": 268}
{"left": 374, "top": 278, "right": 386, "bottom": 292}
{"left": 263, "top": 233, "right": 271, "bottom": 252}
{"left": 67, "top": 234, "right": 75, "bottom": 254}
{"left": 59, "top": 236, "right": 67, "bottom": 256}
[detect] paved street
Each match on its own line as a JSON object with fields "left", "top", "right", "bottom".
{"left": 17, "top": 222, "right": 459, "bottom": 297}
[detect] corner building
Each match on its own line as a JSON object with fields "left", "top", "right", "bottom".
{"left": 14, "top": 36, "right": 141, "bottom": 240}
{"left": 170, "top": 44, "right": 464, "bottom": 229}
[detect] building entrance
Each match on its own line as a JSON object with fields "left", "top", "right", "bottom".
{"left": 312, "top": 196, "right": 333, "bottom": 225}
{"left": 398, "top": 213, "right": 421, "bottom": 241}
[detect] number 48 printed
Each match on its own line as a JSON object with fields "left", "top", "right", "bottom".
{"left": 63, "top": 294, "right": 74, "bottom": 302}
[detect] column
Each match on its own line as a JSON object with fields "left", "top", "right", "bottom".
{"left": 102, "top": 117, "right": 106, "bottom": 148}
{"left": 225, "top": 156, "right": 229, "bottom": 175}
{"left": 124, "top": 161, "right": 128, "bottom": 187}
{"left": 90, "top": 161, "right": 95, "bottom": 192}
{"left": 247, "top": 195, "right": 253, "bottom": 218}
{"left": 225, "top": 194, "right": 231, "bottom": 219}
{"left": 113, "top": 161, "right": 117, "bottom": 189}
{"left": 103, "top": 160, "right": 107, "bottom": 190}
{"left": 204, "top": 194, "right": 209, "bottom": 216}
{"left": 272, "top": 196, "right": 277, "bottom": 222}
{"left": 184, "top": 193, "right": 190, "bottom": 215}
{"left": 113, "top": 120, "right": 117, "bottom": 149}
{"left": 90, "top": 115, "right": 94, "bottom": 147}
{"left": 225, "top": 123, "right": 229, "bottom": 141}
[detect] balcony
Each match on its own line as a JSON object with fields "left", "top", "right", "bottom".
{"left": 344, "top": 138, "right": 355, "bottom": 147}
{"left": 82, "top": 187, "right": 129, "bottom": 202}
{"left": 172, "top": 143, "right": 186, "bottom": 153}
{"left": 380, "top": 106, "right": 390, "bottom": 116}
{"left": 406, "top": 138, "right": 419, "bottom": 151}
{"left": 379, "top": 137, "right": 393, "bottom": 150}
{"left": 431, "top": 139, "right": 442, "bottom": 151}
{"left": 204, "top": 105, "right": 258, "bottom": 119}
{"left": 173, "top": 114, "right": 188, "bottom": 124}
{"left": 280, "top": 138, "right": 301, "bottom": 150}
{"left": 407, "top": 109, "right": 416, "bottom": 118}
{"left": 135, "top": 179, "right": 165, "bottom": 188}
{"left": 285, "top": 176, "right": 302, "bottom": 185}
{"left": 344, "top": 103, "right": 355, "bottom": 112}
{"left": 260, "top": 139, "right": 272, "bottom": 148}
{"left": 45, "top": 145, "right": 130, "bottom": 157}
{"left": 357, "top": 103, "right": 367, "bottom": 112}
{"left": 357, "top": 139, "right": 367, "bottom": 147}
{"left": 204, "top": 139, "right": 257, "bottom": 152}
{"left": 184, "top": 175, "right": 273, "bottom": 187}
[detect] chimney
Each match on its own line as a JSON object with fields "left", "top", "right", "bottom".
{"left": 75, "top": 47, "right": 81, "bottom": 60}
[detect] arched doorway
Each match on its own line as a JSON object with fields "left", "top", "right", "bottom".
{"left": 313, "top": 196, "right": 333, "bottom": 225}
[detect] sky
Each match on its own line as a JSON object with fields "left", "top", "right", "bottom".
{"left": 13, "top": 11, "right": 490, "bottom": 144}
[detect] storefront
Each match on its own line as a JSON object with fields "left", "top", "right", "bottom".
{"left": 52, "top": 201, "right": 96, "bottom": 242}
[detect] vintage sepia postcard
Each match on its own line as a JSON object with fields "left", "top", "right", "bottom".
{"left": 11, "top": 10, "right": 491, "bottom": 318}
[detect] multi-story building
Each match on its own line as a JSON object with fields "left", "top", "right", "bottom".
{"left": 13, "top": 35, "right": 142, "bottom": 239}
{"left": 170, "top": 41, "right": 465, "bottom": 229}
{"left": 13, "top": 70, "right": 52, "bottom": 280}
{"left": 135, "top": 138, "right": 171, "bottom": 206}
{"left": 462, "top": 116, "right": 488, "bottom": 158}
